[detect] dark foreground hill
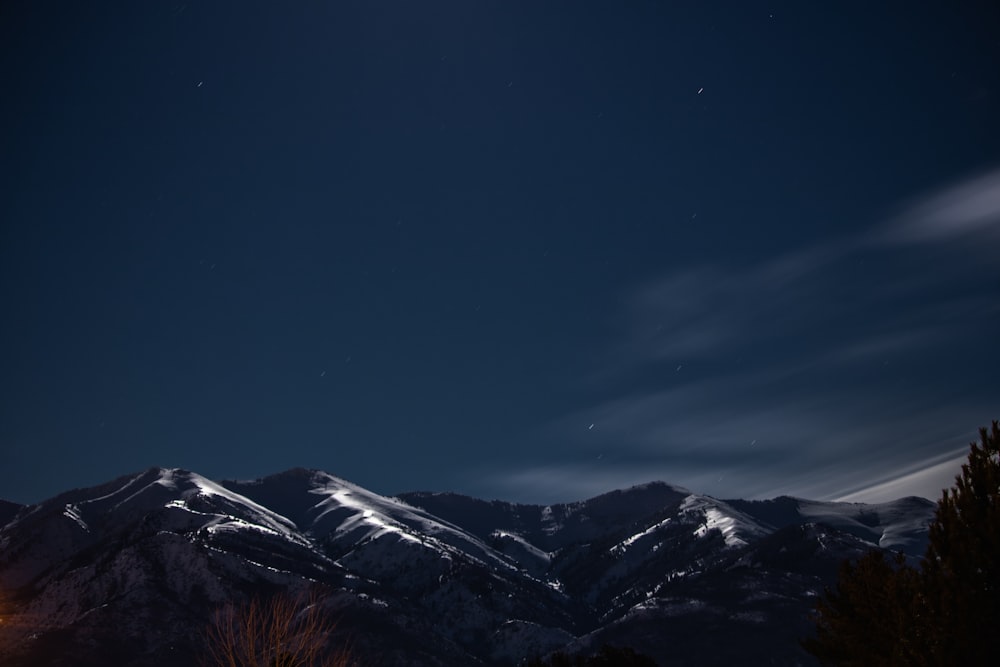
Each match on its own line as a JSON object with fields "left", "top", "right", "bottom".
{"left": 0, "top": 467, "right": 934, "bottom": 666}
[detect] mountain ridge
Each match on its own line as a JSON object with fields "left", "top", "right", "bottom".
{"left": 0, "top": 466, "right": 937, "bottom": 666}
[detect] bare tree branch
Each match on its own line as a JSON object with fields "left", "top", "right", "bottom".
{"left": 203, "top": 590, "right": 351, "bottom": 667}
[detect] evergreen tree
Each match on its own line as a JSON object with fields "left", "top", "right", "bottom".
{"left": 804, "top": 420, "right": 1000, "bottom": 666}
{"left": 802, "top": 550, "right": 920, "bottom": 666}
{"left": 920, "top": 420, "right": 1000, "bottom": 665}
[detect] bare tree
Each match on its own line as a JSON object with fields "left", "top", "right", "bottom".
{"left": 203, "top": 590, "right": 351, "bottom": 667}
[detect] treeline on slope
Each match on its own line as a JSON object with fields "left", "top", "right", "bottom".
{"left": 804, "top": 420, "right": 1000, "bottom": 666}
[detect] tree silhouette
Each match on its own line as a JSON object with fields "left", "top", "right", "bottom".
{"left": 920, "top": 419, "right": 1000, "bottom": 665}
{"left": 203, "top": 590, "right": 350, "bottom": 667}
{"left": 802, "top": 550, "right": 920, "bottom": 666}
{"left": 805, "top": 420, "right": 1000, "bottom": 666}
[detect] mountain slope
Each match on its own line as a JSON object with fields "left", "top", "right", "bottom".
{"left": 725, "top": 495, "right": 936, "bottom": 557}
{"left": 0, "top": 468, "right": 935, "bottom": 666}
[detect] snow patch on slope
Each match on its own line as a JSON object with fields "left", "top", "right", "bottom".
{"left": 680, "top": 495, "right": 766, "bottom": 547}
{"left": 617, "top": 517, "right": 672, "bottom": 551}
{"left": 62, "top": 505, "right": 89, "bottom": 532}
{"left": 795, "top": 497, "right": 934, "bottom": 554}
{"left": 252, "top": 470, "right": 522, "bottom": 573}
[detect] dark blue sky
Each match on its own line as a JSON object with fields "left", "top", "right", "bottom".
{"left": 2, "top": 1, "right": 999, "bottom": 505}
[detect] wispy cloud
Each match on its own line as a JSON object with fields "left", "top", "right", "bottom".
{"left": 486, "top": 385, "right": 987, "bottom": 501}
{"left": 484, "top": 172, "right": 1000, "bottom": 504}
{"left": 875, "top": 167, "right": 1000, "bottom": 244}
{"left": 834, "top": 450, "right": 968, "bottom": 504}
{"left": 606, "top": 239, "right": 949, "bottom": 382}
{"left": 611, "top": 243, "right": 847, "bottom": 369}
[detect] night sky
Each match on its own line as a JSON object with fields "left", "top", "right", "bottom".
{"left": 2, "top": 1, "right": 999, "bottom": 506}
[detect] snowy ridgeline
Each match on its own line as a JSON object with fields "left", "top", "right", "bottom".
{"left": 0, "top": 467, "right": 935, "bottom": 666}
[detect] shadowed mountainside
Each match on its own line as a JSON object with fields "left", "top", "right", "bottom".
{"left": 0, "top": 468, "right": 935, "bottom": 666}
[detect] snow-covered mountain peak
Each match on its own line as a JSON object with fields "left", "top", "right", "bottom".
{"left": 679, "top": 494, "right": 769, "bottom": 548}
{"left": 222, "top": 469, "right": 521, "bottom": 573}
{"left": 70, "top": 467, "right": 300, "bottom": 536}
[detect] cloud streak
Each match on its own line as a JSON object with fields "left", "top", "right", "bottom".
{"left": 876, "top": 167, "right": 1000, "bottom": 244}
{"left": 486, "top": 172, "right": 1000, "bottom": 504}
{"left": 612, "top": 243, "right": 847, "bottom": 369}
{"left": 834, "top": 450, "right": 968, "bottom": 504}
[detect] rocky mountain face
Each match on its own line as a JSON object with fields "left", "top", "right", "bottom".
{"left": 0, "top": 468, "right": 936, "bottom": 666}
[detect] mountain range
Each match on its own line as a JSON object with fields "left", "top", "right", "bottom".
{"left": 0, "top": 467, "right": 936, "bottom": 666}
